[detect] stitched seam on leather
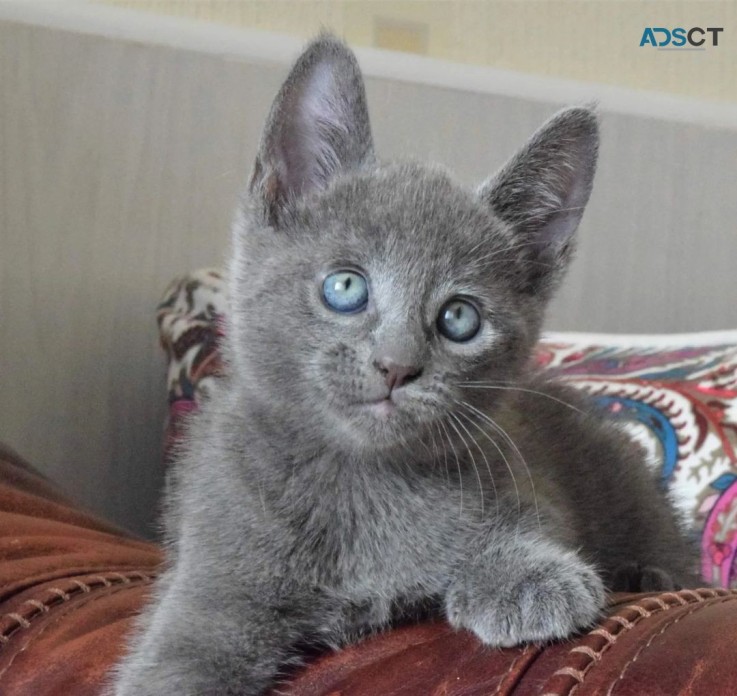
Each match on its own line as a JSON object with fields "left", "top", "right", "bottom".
{"left": 491, "top": 646, "right": 533, "bottom": 696}
{"left": 539, "top": 589, "right": 737, "bottom": 696}
{"left": 568, "top": 592, "right": 737, "bottom": 696}
{"left": 604, "top": 596, "right": 736, "bottom": 696}
{"left": 0, "top": 563, "right": 160, "bottom": 595}
{"left": 570, "top": 646, "right": 599, "bottom": 660}
{"left": 0, "top": 571, "right": 155, "bottom": 646}
{"left": 0, "top": 577, "right": 154, "bottom": 683}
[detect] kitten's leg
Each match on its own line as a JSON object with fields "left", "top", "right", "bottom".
{"left": 111, "top": 570, "right": 327, "bottom": 696}
{"left": 445, "top": 532, "right": 605, "bottom": 647}
{"left": 610, "top": 562, "right": 681, "bottom": 592}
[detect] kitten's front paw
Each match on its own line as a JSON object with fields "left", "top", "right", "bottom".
{"left": 445, "top": 550, "right": 605, "bottom": 647}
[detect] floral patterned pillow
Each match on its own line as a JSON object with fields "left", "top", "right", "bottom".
{"left": 157, "top": 269, "right": 737, "bottom": 589}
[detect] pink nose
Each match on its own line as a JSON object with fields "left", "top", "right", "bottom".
{"left": 373, "top": 358, "right": 423, "bottom": 391}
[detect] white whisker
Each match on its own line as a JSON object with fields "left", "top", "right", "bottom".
{"left": 459, "top": 383, "right": 585, "bottom": 414}
{"left": 430, "top": 420, "right": 450, "bottom": 486}
{"left": 453, "top": 410, "right": 503, "bottom": 523}
{"left": 456, "top": 406, "right": 519, "bottom": 527}
{"left": 448, "top": 412, "right": 487, "bottom": 518}
{"left": 439, "top": 419, "right": 463, "bottom": 518}
{"left": 459, "top": 400, "right": 541, "bottom": 533}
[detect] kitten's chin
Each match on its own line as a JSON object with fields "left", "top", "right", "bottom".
{"left": 328, "top": 398, "right": 427, "bottom": 454}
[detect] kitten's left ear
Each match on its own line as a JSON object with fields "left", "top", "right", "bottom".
{"left": 478, "top": 106, "right": 599, "bottom": 293}
{"left": 249, "top": 35, "right": 375, "bottom": 225}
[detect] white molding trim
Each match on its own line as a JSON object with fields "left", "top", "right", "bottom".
{"left": 543, "top": 330, "right": 737, "bottom": 347}
{"left": 2, "top": 0, "right": 736, "bottom": 130}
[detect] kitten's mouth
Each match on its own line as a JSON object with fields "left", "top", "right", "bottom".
{"left": 364, "top": 398, "right": 396, "bottom": 419}
{"left": 354, "top": 396, "right": 397, "bottom": 419}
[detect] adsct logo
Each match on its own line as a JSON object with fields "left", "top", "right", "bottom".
{"left": 640, "top": 27, "right": 724, "bottom": 49}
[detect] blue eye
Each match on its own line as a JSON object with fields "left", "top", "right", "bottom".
{"left": 322, "top": 270, "right": 369, "bottom": 313}
{"left": 437, "top": 299, "right": 481, "bottom": 342}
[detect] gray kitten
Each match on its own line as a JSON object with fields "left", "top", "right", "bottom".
{"left": 112, "top": 36, "right": 697, "bottom": 696}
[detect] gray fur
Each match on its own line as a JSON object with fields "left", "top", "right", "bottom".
{"left": 111, "top": 35, "right": 698, "bottom": 696}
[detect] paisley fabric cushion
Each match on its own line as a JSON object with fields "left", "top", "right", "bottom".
{"left": 538, "top": 334, "right": 737, "bottom": 590}
{"left": 157, "top": 270, "right": 737, "bottom": 589}
{"left": 157, "top": 269, "right": 226, "bottom": 460}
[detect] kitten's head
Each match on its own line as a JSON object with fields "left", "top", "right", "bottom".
{"left": 228, "top": 36, "right": 598, "bottom": 455}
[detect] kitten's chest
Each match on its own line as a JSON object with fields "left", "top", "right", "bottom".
{"left": 286, "top": 469, "right": 471, "bottom": 597}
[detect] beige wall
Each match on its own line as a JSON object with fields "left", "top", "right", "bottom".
{"left": 99, "top": 0, "right": 737, "bottom": 103}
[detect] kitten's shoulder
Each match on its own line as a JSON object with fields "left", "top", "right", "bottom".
{"left": 510, "top": 370, "right": 646, "bottom": 463}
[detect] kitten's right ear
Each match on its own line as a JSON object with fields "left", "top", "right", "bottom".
{"left": 249, "top": 35, "right": 375, "bottom": 225}
{"left": 478, "top": 107, "right": 599, "bottom": 294}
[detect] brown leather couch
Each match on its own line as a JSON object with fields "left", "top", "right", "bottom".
{"left": 1, "top": 442, "right": 734, "bottom": 696}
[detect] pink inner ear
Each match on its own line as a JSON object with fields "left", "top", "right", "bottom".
{"left": 478, "top": 107, "right": 598, "bottom": 258}
{"left": 277, "top": 61, "right": 349, "bottom": 199}
{"left": 539, "top": 175, "right": 588, "bottom": 247}
{"left": 252, "top": 36, "right": 374, "bottom": 214}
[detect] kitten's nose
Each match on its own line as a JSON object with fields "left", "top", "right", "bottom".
{"left": 373, "top": 358, "right": 423, "bottom": 391}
